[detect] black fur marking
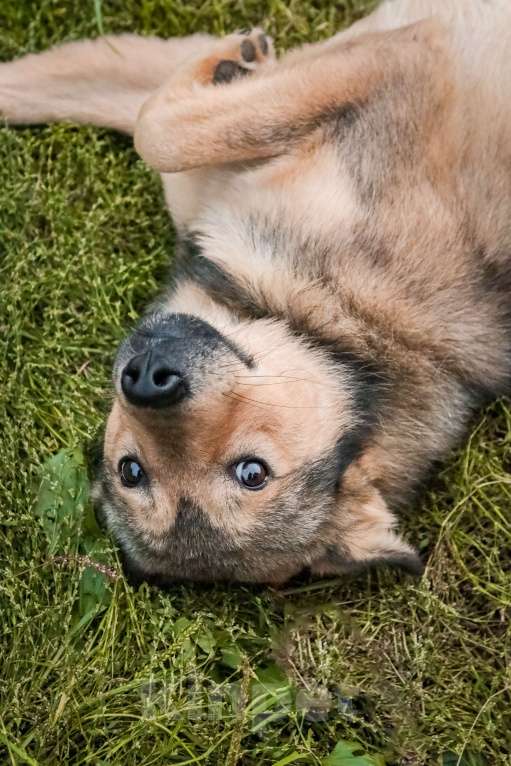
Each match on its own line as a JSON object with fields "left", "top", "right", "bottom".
{"left": 333, "top": 428, "right": 368, "bottom": 485}
{"left": 228, "top": 99, "right": 363, "bottom": 157}
{"left": 106, "top": 492, "right": 241, "bottom": 583}
{"left": 292, "top": 415, "right": 376, "bottom": 511}
{"left": 176, "top": 234, "right": 267, "bottom": 321}
{"left": 172, "top": 497, "right": 235, "bottom": 554}
{"left": 84, "top": 429, "right": 105, "bottom": 482}
{"left": 301, "top": 454, "right": 342, "bottom": 499}
{"left": 324, "top": 102, "right": 361, "bottom": 134}
{"left": 478, "top": 254, "right": 511, "bottom": 296}
{"left": 118, "top": 549, "right": 153, "bottom": 588}
{"left": 123, "top": 497, "right": 246, "bottom": 583}
{"left": 101, "top": 476, "right": 129, "bottom": 518}
{"left": 128, "top": 307, "right": 255, "bottom": 371}
{"left": 299, "top": 426, "right": 370, "bottom": 502}
{"left": 467, "top": 245, "right": 511, "bottom": 398}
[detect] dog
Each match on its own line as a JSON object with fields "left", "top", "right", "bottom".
{"left": 2, "top": 0, "right": 511, "bottom": 585}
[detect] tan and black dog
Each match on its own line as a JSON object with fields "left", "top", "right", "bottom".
{"left": 2, "top": 1, "right": 510, "bottom": 584}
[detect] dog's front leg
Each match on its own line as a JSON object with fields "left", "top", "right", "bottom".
{"left": 135, "top": 19, "right": 446, "bottom": 173}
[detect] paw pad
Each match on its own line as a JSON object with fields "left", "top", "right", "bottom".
{"left": 258, "top": 33, "right": 269, "bottom": 55}
{"left": 212, "top": 29, "right": 272, "bottom": 86}
{"left": 213, "top": 60, "right": 249, "bottom": 85}
{"left": 240, "top": 39, "right": 256, "bottom": 63}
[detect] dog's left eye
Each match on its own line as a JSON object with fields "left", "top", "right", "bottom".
{"left": 119, "top": 457, "right": 145, "bottom": 487}
{"left": 234, "top": 459, "right": 269, "bottom": 490}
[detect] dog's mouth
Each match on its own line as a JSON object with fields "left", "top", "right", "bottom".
{"left": 95, "top": 481, "right": 317, "bottom": 586}
{"left": 113, "top": 533, "right": 262, "bottom": 586}
{"left": 116, "top": 540, "right": 306, "bottom": 588}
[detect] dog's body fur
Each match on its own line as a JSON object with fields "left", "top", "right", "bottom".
{"left": 2, "top": 1, "right": 511, "bottom": 583}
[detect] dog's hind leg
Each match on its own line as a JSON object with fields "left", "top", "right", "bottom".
{"left": 0, "top": 33, "right": 215, "bottom": 135}
{"left": 0, "top": 30, "right": 275, "bottom": 230}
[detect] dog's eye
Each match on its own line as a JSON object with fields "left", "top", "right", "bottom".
{"left": 119, "top": 457, "right": 145, "bottom": 488}
{"left": 234, "top": 459, "right": 269, "bottom": 490}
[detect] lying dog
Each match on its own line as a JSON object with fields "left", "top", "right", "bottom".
{"left": 2, "top": 0, "right": 510, "bottom": 585}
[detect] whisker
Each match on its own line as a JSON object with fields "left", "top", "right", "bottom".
{"left": 221, "top": 390, "right": 338, "bottom": 410}
{"left": 234, "top": 373, "right": 338, "bottom": 387}
{"left": 205, "top": 371, "right": 333, "bottom": 387}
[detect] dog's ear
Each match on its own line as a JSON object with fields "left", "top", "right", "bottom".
{"left": 310, "top": 463, "right": 423, "bottom": 577}
{"left": 134, "top": 19, "right": 444, "bottom": 172}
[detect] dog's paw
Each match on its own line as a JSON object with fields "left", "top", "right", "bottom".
{"left": 208, "top": 29, "right": 274, "bottom": 85}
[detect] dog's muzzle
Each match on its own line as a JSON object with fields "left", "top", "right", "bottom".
{"left": 115, "top": 311, "right": 251, "bottom": 409}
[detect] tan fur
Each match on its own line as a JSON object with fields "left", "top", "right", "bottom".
{"left": 104, "top": 318, "right": 353, "bottom": 550}
{"left": 3, "top": 1, "right": 511, "bottom": 583}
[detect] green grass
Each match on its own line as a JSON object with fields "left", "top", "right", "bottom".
{"left": 0, "top": 1, "right": 510, "bottom": 764}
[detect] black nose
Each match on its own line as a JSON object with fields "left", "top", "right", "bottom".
{"left": 121, "top": 351, "right": 187, "bottom": 408}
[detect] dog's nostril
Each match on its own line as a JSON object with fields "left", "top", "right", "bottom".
{"left": 121, "top": 356, "right": 144, "bottom": 397}
{"left": 152, "top": 367, "right": 173, "bottom": 387}
{"left": 125, "top": 366, "right": 140, "bottom": 383}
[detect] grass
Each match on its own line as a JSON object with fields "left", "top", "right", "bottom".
{"left": 0, "top": 1, "right": 510, "bottom": 763}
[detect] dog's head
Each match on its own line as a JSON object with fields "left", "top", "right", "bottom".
{"left": 92, "top": 281, "right": 422, "bottom": 585}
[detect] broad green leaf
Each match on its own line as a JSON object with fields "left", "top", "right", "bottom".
{"left": 181, "top": 637, "right": 195, "bottom": 660}
{"left": 221, "top": 644, "right": 244, "bottom": 669}
{"left": 35, "top": 448, "right": 89, "bottom": 553}
{"left": 194, "top": 629, "right": 216, "bottom": 655}
{"left": 81, "top": 491, "right": 104, "bottom": 540}
{"left": 323, "top": 740, "right": 384, "bottom": 766}
{"left": 36, "top": 448, "right": 113, "bottom": 630}
{"left": 172, "top": 617, "right": 191, "bottom": 635}
{"left": 247, "top": 663, "right": 294, "bottom": 731}
{"left": 272, "top": 753, "right": 310, "bottom": 766}
{"left": 79, "top": 566, "right": 111, "bottom": 617}
{"left": 252, "top": 664, "right": 293, "bottom": 709}
{"left": 255, "top": 663, "right": 288, "bottom": 686}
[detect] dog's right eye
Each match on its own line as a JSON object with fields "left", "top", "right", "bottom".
{"left": 119, "top": 457, "right": 145, "bottom": 488}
